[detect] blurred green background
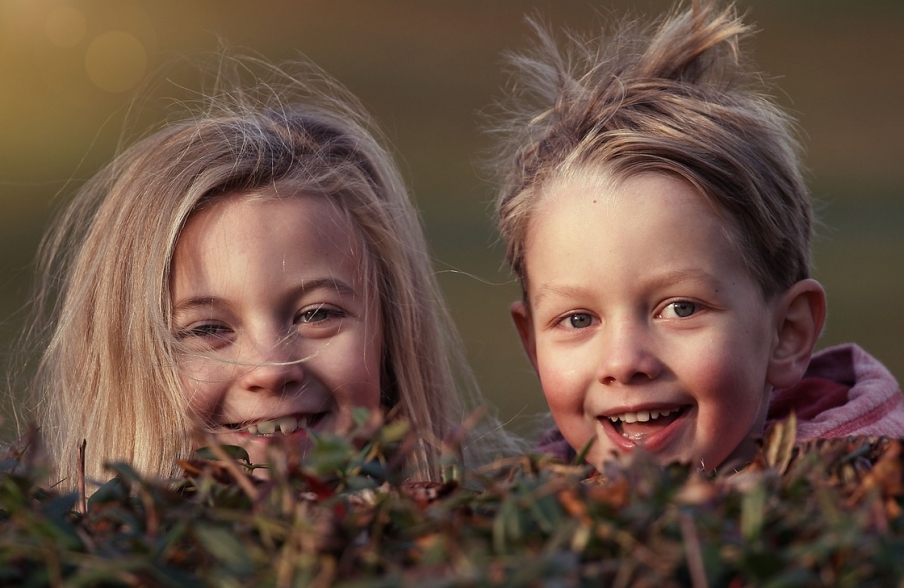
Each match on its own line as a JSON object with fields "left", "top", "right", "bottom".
{"left": 2, "top": 0, "right": 902, "bottom": 439}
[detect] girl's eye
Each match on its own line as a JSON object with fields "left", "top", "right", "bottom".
{"left": 563, "top": 313, "right": 594, "bottom": 329}
{"left": 173, "top": 312, "right": 233, "bottom": 350}
{"left": 177, "top": 323, "right": 231, "bottom": 341}
{"left": 298, "top": 305, "right": 345, "bottom": 324}
{"left": 661, "top": 301, "right": 698, "bottom": 319}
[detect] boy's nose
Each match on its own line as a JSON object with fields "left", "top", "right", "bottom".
{"left": 237, "top": 334, "right": 305, "bottom": 395}
{"left": 596, "top": 320, "right": 661, "bottom": 385}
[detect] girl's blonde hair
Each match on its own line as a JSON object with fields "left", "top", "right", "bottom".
{"left": 493, "top": 1, "right": 811, "bottom": 298}
{"left": 28, "top": 56, "right": 478, "bottom": 488}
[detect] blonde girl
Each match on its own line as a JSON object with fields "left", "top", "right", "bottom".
{"left": 27, "top": 57, "right": 487, "bottom": 489}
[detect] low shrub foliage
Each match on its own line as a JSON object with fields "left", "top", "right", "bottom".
{"left": 1, "top": 412, "right": 903, "bottom": 587}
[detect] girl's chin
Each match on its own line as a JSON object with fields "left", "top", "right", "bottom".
{"left": 215, "top": 429, "right": 315, "bottom": 466}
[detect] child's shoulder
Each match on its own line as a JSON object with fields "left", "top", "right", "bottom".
{"left": 768, "top": 343, "right": 904, "bottom": 440}
{"left": 535, "top": 425, "right": 577, "bottom": 463}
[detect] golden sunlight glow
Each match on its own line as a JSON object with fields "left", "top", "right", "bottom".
{"left": 85, "top": 31, "right": 147, "bottom": 93}
{"left": 45, "top": 6, "right": 87, "bottom": 49}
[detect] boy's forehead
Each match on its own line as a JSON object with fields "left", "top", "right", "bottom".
{"left": 541, "top": 168, "right": 696, "bottom": 213}
{"left": 523, "top": 169, "right": 763, "bottom": 301}
{"left": 543, "top": 166, "right": 621, "bottom": 203}
{"left": 539, "top": 167, "right": 738, "bottom": 240}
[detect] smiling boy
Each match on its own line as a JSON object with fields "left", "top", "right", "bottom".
{"left": 492, "top": 2, "right": 904, "bottom": 470}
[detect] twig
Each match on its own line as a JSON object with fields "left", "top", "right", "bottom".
{"left": 76, "top": 439, "right": 87, "bottom": 515}
{"left": 680, "top": 511, "right": 709, "bottom": 588}
{"left": 204, "top": 436, "right": 260, "bottom": 502}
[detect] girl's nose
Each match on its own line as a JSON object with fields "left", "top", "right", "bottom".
{"left": 237, "top": 334, "right": 305, "bottom": 395}
{"left": 596, "top": 320, "right": 661, "bottom": 385}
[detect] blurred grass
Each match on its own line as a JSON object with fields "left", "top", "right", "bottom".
{"left": 2, "top": 0, "right": 902, "bottom": 439}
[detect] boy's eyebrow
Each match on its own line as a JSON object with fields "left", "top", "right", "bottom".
{"left": 642, "top": 268, "right": 724, "bottom": 291}
{"left": 531, "top": 268, "right": 724, "bottom": 306}
{"left": 531, "top": 284, "right": 594, "bottom": 306}
{"left": 172, "top": 277, "right": 359, "bottom": 312}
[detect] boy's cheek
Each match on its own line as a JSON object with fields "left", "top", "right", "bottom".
{"left": 536, "top": 356, "right": 586, "bottom": 416}
{"left": 542, "top": 380, "right": 600, "bottom": 467}
{"left": 534, "top": 345, "right": 618, "bottom": 463}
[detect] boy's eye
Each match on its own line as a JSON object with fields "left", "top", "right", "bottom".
{"left": 661, "top": 301, "right": 698, "bottom": 318}
{"left": 565, "top": 313, "right": 594, "bottom": 329}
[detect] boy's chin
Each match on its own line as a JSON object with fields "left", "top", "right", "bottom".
{"left": 712, "top": 437, "right": 759, "bottom": 473}
{"left": 587, "top": 433, "right": 759, "bottom": 473}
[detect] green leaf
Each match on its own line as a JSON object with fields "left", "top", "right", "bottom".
{"left": 194, "top": 523, "right": 253, "bottom": 575}
{"left": 741, "top": 481, "right": 767, "bottom": 543}
{"left": 88, "top": 476, "right": 128, "bottom": 507}
{"left": 194, "top": 445, "right": 251, "bottom": 463}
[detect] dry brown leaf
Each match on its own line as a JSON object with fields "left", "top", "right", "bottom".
{"left": 586, "top": 477, "right": 631, "bottom": 510}
{"left": 674, "top": 472, "right": 719, "bottom": 506}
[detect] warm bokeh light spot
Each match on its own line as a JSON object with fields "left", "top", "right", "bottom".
{"left": 45, "top": 6, "right": 87, "bottom": 49}
{"left": 85, "top": 31, "right": 146, "bottom": 93}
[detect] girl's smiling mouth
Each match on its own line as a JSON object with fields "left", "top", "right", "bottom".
{"left": 222, "top": 412, "right": 327, "bottom": 437}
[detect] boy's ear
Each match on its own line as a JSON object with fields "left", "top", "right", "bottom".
{"left": 510, "top": 300, "right": 539, "bottom": 371}
{"left": 767, "top": 278, "right": 827, "bottom": 389}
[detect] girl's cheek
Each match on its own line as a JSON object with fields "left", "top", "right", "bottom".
{"left": 176, "top": 360, "right": 223, "bottom": 414}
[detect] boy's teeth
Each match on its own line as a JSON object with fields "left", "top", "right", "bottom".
{"left": 608, "top": 407, "right": 677, "bottom": 424}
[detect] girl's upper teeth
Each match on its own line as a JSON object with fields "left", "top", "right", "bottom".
{"left": 608, "top": 407, "right": 677, "bottom": 423}
{"left": 242, "top": 415, "right": 313, "bottom": 436}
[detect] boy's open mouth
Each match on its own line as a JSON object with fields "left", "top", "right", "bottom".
{"left": 605, "top": 406, "right": 687, "bottom": 440}
{"left": 223, "top": 413, "right": 326, "bottom": 437}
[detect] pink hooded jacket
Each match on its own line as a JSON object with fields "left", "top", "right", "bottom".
{"left": 536, "top": 343, "right": 904, "bottom": 463}
{"left": 766, "top": 343, "right": 904, "bottom": 439}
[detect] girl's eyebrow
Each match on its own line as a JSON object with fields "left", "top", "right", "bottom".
{"left": 172, "top": 277, "right": 359, "bottom": 312}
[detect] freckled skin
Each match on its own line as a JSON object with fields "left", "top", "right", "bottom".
{"left": 512, "top": 171, "right": 788, "bottom": 470}
{"left": 171, "top": 192, "right": 383, "bottom": 466}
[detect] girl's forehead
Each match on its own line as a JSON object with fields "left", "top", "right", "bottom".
{"left": 172, "top": 192, "right": 371, "bottom": 294}
{"left": 173, "top": 191, "right": 366, "bottom": 278}
{"left": 188, "top": 188, "right": 353, "bottom": 236}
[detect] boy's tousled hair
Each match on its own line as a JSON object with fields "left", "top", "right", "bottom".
{"left": 493, "top": 1, "right": 811, "bottom": 297}
{"left": 27, "top": 56, "right": 484, "bottom": 489}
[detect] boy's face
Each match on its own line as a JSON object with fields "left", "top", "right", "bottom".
{"left": 512, "top": 170, "right": 784, "bottom": 470}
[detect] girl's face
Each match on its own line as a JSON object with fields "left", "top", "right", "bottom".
{"left": 512, "top": 171, "right": 784, "bottom": 470}
{"left": 171, "top": 191, "right": 383, "bottom": 465}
